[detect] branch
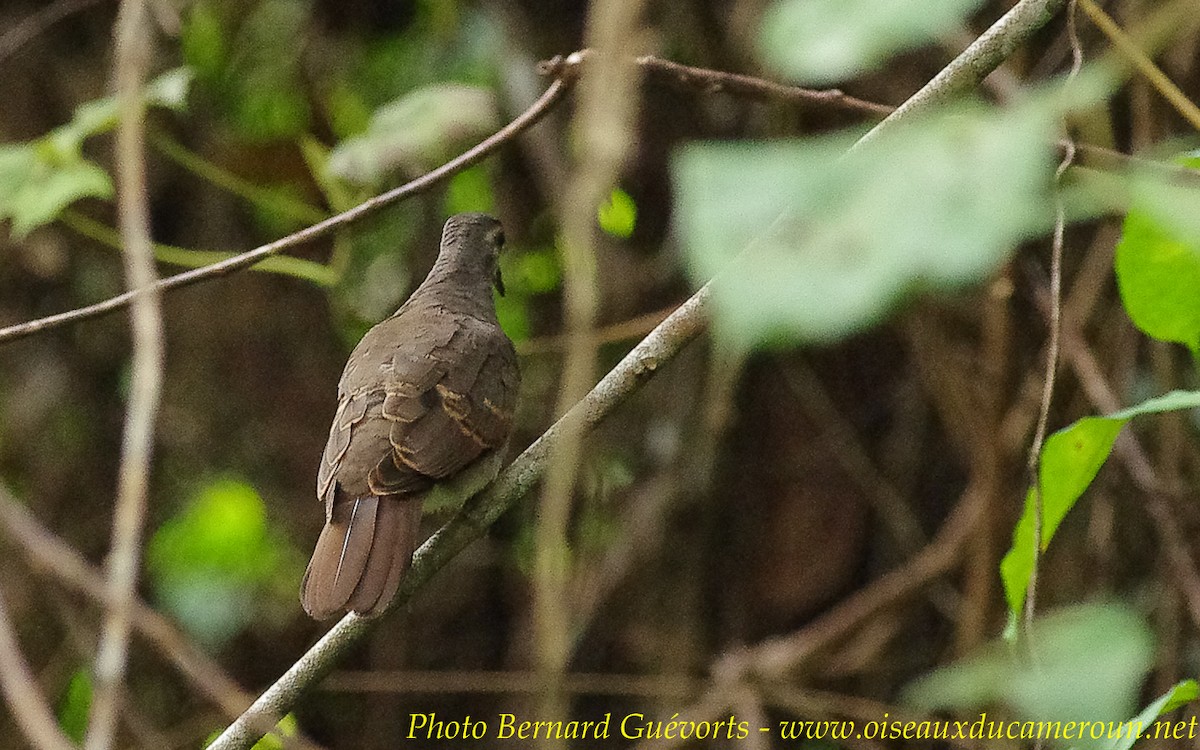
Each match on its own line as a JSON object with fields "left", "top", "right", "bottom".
{"left": 208, "top": 285, "right": 712, "bottom": 750}
{"left": 0, "top": 64, "right": 580, "bottom": 347}
{"left": 0, "top": 488, "right": 324, "bottom": 749}
{"left": 0, "top": 587, "right": 77, "bottom": 750}
{"left": 86, "top": 3, "right": 161, "bottom": 749}
{"left": 210, "top": 0, "right": 1069, "bottom": 739}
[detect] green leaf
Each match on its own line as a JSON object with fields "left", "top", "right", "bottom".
{"left": 0, "top": 68, "right": 191, "bottom": 238}
{"left": 56, "top": 670, "right": 91, "bottom": 742}
{"left": 1099, "top": 680, "right": 1199, "bottom": 750}
{"left": 673, "top": 101, "right": 1056, "bottom": 348}
{"left": 1001, "top": 390, "right": 1200, "bottom": 617}
{"left": 1115, "top": 201, "right": 1200, "bottom": 354}
{"left": 905, "top": 602, "right": 1154, "bottom": 747}
{"left": 329, "top": 83, "right": 499, "bottom": 184}
{"left": 147, "top": 477, "right": 302, "bottom": 647}
{"left": 760, "top": 0, "right": 986, "bottom": 85}
{"left": 206, "top": 713, "right": 299, "bottom": 750}
{"left": 598, "top": 187, "right": 637, "bottom": 239}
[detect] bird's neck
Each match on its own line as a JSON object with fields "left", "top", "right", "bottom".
{"left": 407, "top": 264, "right": 497, "bottom": 321}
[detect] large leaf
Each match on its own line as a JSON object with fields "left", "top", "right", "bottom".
{"left": 0, "top": 68, "right": 191, "bottom": 239}
{"left": 760, "top": 0, "right": 986, "bottom": 85}
{"left": 905, "top": 602, "right": 1154, "bottom": 749}
{"left": 1001, "top": 390, "right": 1200, "bottom": 618}
{"left": 329, "top": 83, "right": 499, "bottom": 184}
{"left": 673, "top": 101, "right": 1056, "bottom": 348}
{"left": 1114, "top": 170, "right": 1200, "bottom": 353}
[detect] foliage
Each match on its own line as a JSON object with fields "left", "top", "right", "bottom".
{"left": 0, "top": 68, "right": 191, "bottom": 238}
{"left": 905, "top": 603, "right": 1154, "bottom": 745}
{"left": 760, "top": 0, "right": 986, "bottom": 84}
{"left": 147, "top": 477, "right": 304, "bottom": 648}
{"left": 673, "top": 100, "right": 1058, "bottom": 347}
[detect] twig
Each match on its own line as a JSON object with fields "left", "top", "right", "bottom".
{"left": 86, "top": 4, "right": 160, "bottom": 750}
{"left": 634, "top": 54, "right": 894, "bottom": 117}
{"left": 1023, "top": 0, "right": 1082, "bottom": 641}
{"left": 0, "top": 489, "right": 324, "bottom": 750}
{"left": 1077, "top": 0, "right": 1200, "bottom": 131}
{"left": 0, "top": 65, "right": 580, "bottom": 347}
{"left": 321, "top": 669, "right": 702, "bottom": 697}
{"left": 0, "top": 588, "right": 77, "bottom": 750}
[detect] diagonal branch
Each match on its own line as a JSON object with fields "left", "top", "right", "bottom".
{"left": 209, "top": 0, "right": 1069, "bottom": 744}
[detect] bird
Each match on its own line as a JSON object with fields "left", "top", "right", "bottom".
{"left": 300, "top": 213, "right": 520, "bottom": 620}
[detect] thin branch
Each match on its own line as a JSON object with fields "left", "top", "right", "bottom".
{"left": 536, "top": 4, "right": 647, "bottom": 730}
{"left": 0, "top": 67, "right": 579, "bottom": 347}
{"left": 321, "top": 669, "right": 702, "bottom": 698}
{"left": 1077, "top": 0, "right": 1200, "bottom": 131}
{"left": 0, "top": 588, "right": 77, "bottom": 750}
{"left": 86, "top": 3, "right": 160, "bottom": 750}
{"left": 0, "top": 489, "right": 324, "bottom": 750}
{"left": 633, "top": 54, "right": 894, "bottom": 117}
{"left": 0, "top": 0, "right": 107, "bottom": 65}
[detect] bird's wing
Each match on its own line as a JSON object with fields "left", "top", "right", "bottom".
{"left": 371, "top": 322, "right": 518, "bottom": 492}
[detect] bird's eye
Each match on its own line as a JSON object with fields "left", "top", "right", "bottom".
{"left": 492, "top": 229, "right": 506, "bottom": 248}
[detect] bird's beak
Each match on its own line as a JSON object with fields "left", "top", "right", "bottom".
{"left": 494, "top": 267, "right": 506, "bottom": 296}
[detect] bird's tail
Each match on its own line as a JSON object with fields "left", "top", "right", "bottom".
{"left": 300, "top": 493, "right": 420, "bottom": 619}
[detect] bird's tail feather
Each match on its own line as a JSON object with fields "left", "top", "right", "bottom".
{"left": 300, "top": 494, "right": 419, "bottom": 619}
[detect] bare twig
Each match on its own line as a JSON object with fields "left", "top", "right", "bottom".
{"left": 1023, "top": 0, "right": 1081, "bottom": 642}
{"left": 0, "top": 67, "right": 579, "bottom": 347}
{"left": 86, "top": 4, "right": 160, "bottom": 750}
{"left": 634, "top": 54, "right": 894, "bottom": 117}
{"left": 321, "top": 669, "right": 702, "bottom": 697}
{"left": 0, "top": 589, "right": 78, "bottom": 750}
{"left": 1077, "top": 0, "right": 1200, "bottom": 131}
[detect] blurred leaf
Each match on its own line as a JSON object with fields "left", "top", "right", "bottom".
{"left": 598, "top": 187, "right": 637, "bottom": 239}
{"left": 56, "top": 669, "right": 91, "bottom": 742}
{"left": 444, "top": 164, "right": 495, "bottom": 215}
{"left": 508, "top": 247, "right": 561, "bottom": 295}
{"left": 1001, "top": 390, "right": 1200, "bottom": 618}
{"left": 1115, "top": 181, "right": 1200, "bottom": 353}
{"left": 200, "top": 0, "right": 311, "bottom": 141}
{"left": 673, "top": 101, "right": 1056, "bottom": 348}
{"left": 0, "top": 68, "right": 191, "bottom": 239}
{"left": 148, "top": 477, "right": 303, "bottom": 647}
{"left": 1100, "top": 681, "right": 1199, "bottom": 750}
{"left": 181, "top": 1, "right": 227, "bottom": 80}
{"left": 905, "top": 602, "right": 1154, "bottom": 747}
{"left": 760, "top": 0, "right": 985, "bottom": 85}
{"left": 329, "top": 83, "right": 499, "bottom": 184}
{"left": 495, "top": 292, "right": 531, "bottom": 344}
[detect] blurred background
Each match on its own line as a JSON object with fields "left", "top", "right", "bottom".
{"left": 1, "top": 0, "right": 1199, "bottom": 747}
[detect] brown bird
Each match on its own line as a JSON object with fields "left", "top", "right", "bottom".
{"left": 300, "top": 213, "right": 520, "bottom": 619}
